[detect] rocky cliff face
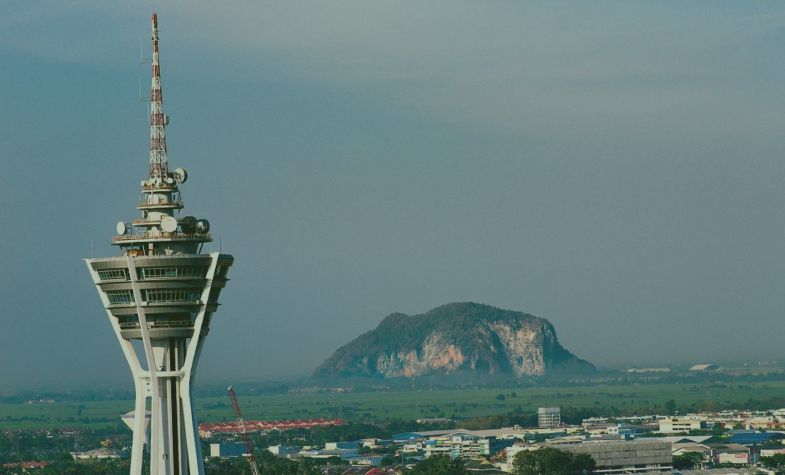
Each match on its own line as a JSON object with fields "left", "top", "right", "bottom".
{"left": 314, "top": 302, "right": 593, "bottom": 379}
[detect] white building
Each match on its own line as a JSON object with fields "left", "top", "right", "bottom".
{"left": 715, "top": 444, "right": 750, "bottom": 465}
{"left": 71, "top": 449, "right": 121, "bottom": 460}
{"left": 423, "top": 433, "right": 490, "bottom": 458}
{"left": 585, "top": 425, "right": 620, "bottom": 437}
{"left": 761, "top": 447, "right": 785, "bottom": 457}
{"left": 505, "top": 444, "right": 539, "bottom": 464}
{"left": 538, "top": 407, "right": 561, "bottom": 429}
{"left": 267, "top": 445, "right": 301, "bottom": 456}
{"left": 689, "top": 363, "right": 719, "bottom": 372}
{"left": 659, "top": 417, "right": 703, "bottom": 434}
{"left": 626, "top": 368, "right": 670, "bottom": 373}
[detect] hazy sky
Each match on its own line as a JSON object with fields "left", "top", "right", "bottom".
{"left": 3, "top": 1, "right": 785, "bottom": 388}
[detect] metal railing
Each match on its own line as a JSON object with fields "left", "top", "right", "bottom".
{"left": 137, "top": 199, "right": 183, "bottom": 208}
{"left": 112, "top": 232, "right": 211, "bottom": 243}
{"left": 119, "top": 320, "right": 194, "bottom": 329}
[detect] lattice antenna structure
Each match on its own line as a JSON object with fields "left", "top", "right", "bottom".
{"left": 149, "top": 12, "right": 169, "bottom": 179}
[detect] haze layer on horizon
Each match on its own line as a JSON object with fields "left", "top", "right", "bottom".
{"left": 2, "top": 1, "right": 785, "bottom": 387}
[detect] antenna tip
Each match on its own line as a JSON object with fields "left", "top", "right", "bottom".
{"left": 152, "top": 12, "right": 158, "bottom": 26}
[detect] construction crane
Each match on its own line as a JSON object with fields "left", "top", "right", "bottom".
{"left": 227, "top": 386, "right": 260, "bottom": 475}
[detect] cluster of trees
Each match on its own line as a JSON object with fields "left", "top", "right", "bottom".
{"left": 512, "top": 448, "right": 595, "bottom": 475}
{"left": 0, "top": 426, "right": 131, "bottom": 466}
{"left": 672, "top": 452, "right": 703, "bottom": 469}
{"left": 0, "top": 454, "right": 131, "bottom": 475}
{"left": 667, "top": 451, "right": 785, "bottom": 471}
{"left": 400, "top": 450, "right": 596, "bottom": 475}
{"left": 0, "top": 448, "right": 601, "bottom": 475}
{"left": 408, "top": 455, "right": 466, "bottom": 474}
{"left": 404, "top": 449, "right": 785, "bottom": 474}
{"left": 0, "top": 452, "right": 339, "bottom": 475}
{"left": 206, "top": 451, "right": 345, "bottom": 475}
{"left": 761, "top": 454, "right": 785, "bottom": 469}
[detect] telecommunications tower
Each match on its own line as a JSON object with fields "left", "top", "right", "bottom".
{"left": 85, "top": 13, "right": 233, "bottom": 475}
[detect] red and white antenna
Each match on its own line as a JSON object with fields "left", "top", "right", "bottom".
{"left": 148, "top": 12, "right": 169, "bottom": 179}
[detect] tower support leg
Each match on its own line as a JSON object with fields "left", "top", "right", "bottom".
{"left": 130, "top": 378, "right": 147, "bottom": 475}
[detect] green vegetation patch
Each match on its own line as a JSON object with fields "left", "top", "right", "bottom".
{"left": 2, "top": 381, "right": 785, "bottom": 431}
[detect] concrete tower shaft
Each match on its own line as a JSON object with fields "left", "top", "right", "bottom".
{"left": 85, "top": 13, "right": 233, "bottom": 475}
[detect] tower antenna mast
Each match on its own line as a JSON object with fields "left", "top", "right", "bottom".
{"left": 149, "top": 12, "right": 169, "bottom": 179}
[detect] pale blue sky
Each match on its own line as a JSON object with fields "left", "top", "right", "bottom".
{"left": 3, "top": 1, "right": 785, "bottom": 387}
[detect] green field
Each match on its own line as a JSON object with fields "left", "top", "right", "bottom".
{"left": 3, "top": 381, "right": 785, "bottom": 431}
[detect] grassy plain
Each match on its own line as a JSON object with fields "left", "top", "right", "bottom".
{"left": 3, "top": 380, "right": 785, "bottom": 431}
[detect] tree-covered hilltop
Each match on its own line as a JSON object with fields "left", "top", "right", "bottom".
{"left": 314, "top": 302, "right": 594, "bottom": 380}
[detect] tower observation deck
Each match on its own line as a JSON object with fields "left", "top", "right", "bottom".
{"left": 85, "top": 13, "right": 233, "bottom": 475}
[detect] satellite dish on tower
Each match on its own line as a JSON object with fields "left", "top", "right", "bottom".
{"left": 160, "top": 216, "right": 178, "bottom": 233}
{"left": 116, "top": 221, "right": 128, "bottom": 235}
{"left": 196, "top": 219, "right": 210, "bottom": 234}
{"left": 180, "top": 216, "right": 197, "bottom": 234}
{"left": 173, "top": 168, "right": 188, "bottom": 184}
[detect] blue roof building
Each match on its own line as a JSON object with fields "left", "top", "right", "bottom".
{"left": 729, "top": 431, "right": 785, "bottom": 445}
{"left": 209, "top": 442, "right": 249, "bottom": 458}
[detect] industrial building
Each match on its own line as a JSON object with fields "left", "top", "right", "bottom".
{"left": 553, "top": 439, "right": 672, "bottom": 473}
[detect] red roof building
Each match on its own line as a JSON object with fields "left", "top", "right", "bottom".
{"left": 199, "top": 418, "right": 343, "bottom": 436}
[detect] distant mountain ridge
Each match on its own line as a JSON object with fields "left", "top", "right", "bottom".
{"left": 314, "top": 302, "right": 594, "bottom": 379}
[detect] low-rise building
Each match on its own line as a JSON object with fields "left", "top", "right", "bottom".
{"left": 267, "top": 445, "right": 302, "bottom": 457}
{"left": 326, "top": 441, "right": 361, "bottom": 451}
{"left": 300, "top": 448, "right": 359, "bottom": 460}
{"left": 712, "top": 443, "right": 751, "bottom": 465}
{"left": 209, "top": 442, "right": 249, "bottom": 458}
{"left": 343, "top": 455, "right": 385, "bottom": 467}
{"left": 582, "top": 417, "right": 609, "bottom": 428}
{"left": 392, "top": 432, "right": 426, "bottom": 444}
{"left": 501, "top": 443, "right": 538, "bottom": 471}
{"left": 199, "top": 418, "right": 342, "bottom": 437}
{"left": 659, "top": 417, "right": 703, "bottom": 434}
{"left": 729, "top": 430, "right": 785, "bottom": 445}
{"left": 70, "top": 448, "right": 122, "bottom": 460}
{"left": 401, "top": 443, "right": 421, "bottom": 454}
{"left": 424, "top": 433, "right": 490, "bottom": 459}
{"left": 553, "top": 439, "right": 672, "bottom": 474}
{"left": 761, "top": 447, "right": 785, "bottom": 458}
{"left": 689, "top": 363, "right": 719, "bottom": 372}
{"left": 585, "top": 425, "right": 619, "bottom": 437}
{"left": 2, "top": 461, "right": 49, "bottom": 471}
